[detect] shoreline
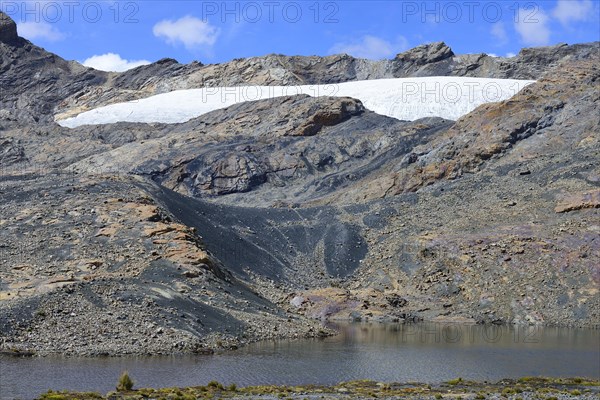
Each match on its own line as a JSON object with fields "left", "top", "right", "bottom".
{"left": 36, "top": 377, "right": 600, "bottom": 400}
{"left": 2, "top": 319, "right": 599, "bottom": 358}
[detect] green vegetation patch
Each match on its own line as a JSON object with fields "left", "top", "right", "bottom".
{"left": 36, "top": 376, "right": 600, "bottom": 399}
{"left": 40, "top": 390, "right": 103, "bottom": 400}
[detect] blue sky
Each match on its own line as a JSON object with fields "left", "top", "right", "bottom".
{"left": 2, "top": 1, "right": 599, "bottom": 71}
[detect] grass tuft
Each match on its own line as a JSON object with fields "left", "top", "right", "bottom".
{"left": 116, "top": 371, "right": 134, "bottom": 392}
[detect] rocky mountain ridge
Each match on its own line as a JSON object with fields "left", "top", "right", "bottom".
{"left": 2, "top": 10, "right": 597, "bottom": 121}
{"left": 54, "top": 40, "right": 598, "bottom": 121}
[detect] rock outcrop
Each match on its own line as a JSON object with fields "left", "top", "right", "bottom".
{"left": 64, "top": 95, "right": 450, "bottom": 205}
{"left": 0, "top": 11, "right": 18, "bottom": 45}
{"left": 392, "top": 41, "right": 455, "bottom": 76}
{"left": 377, "top": 56, "right": 600, "bottom": 195}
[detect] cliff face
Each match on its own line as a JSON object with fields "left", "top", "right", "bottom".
{"left": 0, "top": 11, "right": 598, "bottom": 356}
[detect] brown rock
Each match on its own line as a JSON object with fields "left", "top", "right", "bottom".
{"left": 555, "top": 190, "right": 600, "bottom": 213}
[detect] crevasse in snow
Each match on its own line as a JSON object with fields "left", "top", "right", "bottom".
{"left": 56, "top": 77, "right": 535, "bottom": 128}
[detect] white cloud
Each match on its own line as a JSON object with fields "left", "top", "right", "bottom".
{"left": 329, "top": 35, "right": 409, "bottom": 60}
{"left": 17, "top": 21, "right": 65, "bottom": 42}
{"left": 83, "top": 53, "right": 151, "bottom": 72}
{"left": 490, "top": 22, "right": 508, "bottom": 45}
{"left": 153, "top": 15, "right": 219, "bottom": 49}
{"left": 506, "top": 52, "right": 517, "bottom": 58}
{"left": 552, "top": 0, "right": 594, "bottom": 25}
{"left": 487, "top": 53, "right": 498, "bottom": 57}
{"left": 514, "top": 7, "right": 551, "bottom": 46}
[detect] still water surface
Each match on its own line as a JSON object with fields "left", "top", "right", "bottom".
{"left": 1, "top": 323, "right": 599, "bottom": 399}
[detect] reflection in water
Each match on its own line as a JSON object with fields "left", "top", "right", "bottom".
{"left": 1, "top": 323, "right": 598, "bottom": 399}
{"left": 329, "top": 323, "right": 594, "bottom": 350}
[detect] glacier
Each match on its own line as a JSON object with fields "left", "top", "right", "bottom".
{"left": 56, "top": 77, "right": 535, "bottom": 128}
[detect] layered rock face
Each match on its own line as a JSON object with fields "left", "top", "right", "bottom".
{"left": 0, "top": 11, "right": 598, "bottom": 355}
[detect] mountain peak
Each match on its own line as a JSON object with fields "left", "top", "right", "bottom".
{"left": 394, "top": 41, "right": 454, "bottom": 64}
{"left": 0, "top": 11, "right": 18, "bottom": 44}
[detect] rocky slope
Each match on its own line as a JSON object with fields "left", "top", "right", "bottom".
{"left": 0, "top": 11, "right": 598, "bottom": 356}
{"left": 0, "top": 172, "right": 334, "bottom": 356}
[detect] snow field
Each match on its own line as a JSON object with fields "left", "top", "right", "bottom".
{"left": 57, "top": 77, "right": 535, "bottom": 128}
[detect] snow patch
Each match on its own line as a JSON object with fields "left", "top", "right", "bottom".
{"left": 56, "top": 77, "right": 535, "bottom": 128}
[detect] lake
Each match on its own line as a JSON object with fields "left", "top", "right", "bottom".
{"left": 1, "top": 323, "right": 598, "bottom": 399}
